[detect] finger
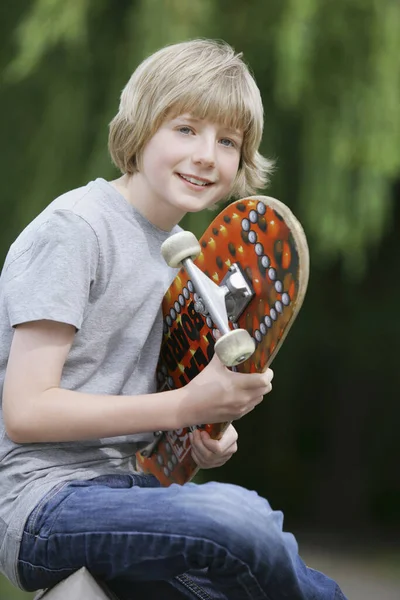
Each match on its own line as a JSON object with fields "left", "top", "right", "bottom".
{"left": 264, "top": 381, "right": 273, "bottom": 395}
{"left": 222, "top": 439, "right": 238, "bottom": 455}
{"left": 198, "top": 430, "right": 238, "bottom": 454}
{"left": 198, "top": 433, "right": 237, "bottom": 456}
{"left": 262, "top": 367, "right": 274, "bottom": 382}
{"left": 190, "top": 444, "right": 208, "bottom": 465}
{"left": 246, "top": 394, "right": 265, "bottom": 411}
{"left": 233, "top": 368, "right": 274, "bottom": 390}
{"left": 233, "top": 399, "right": 261, "bottom": 420}
{"left": 190, "top": 445, "right": 220, "bottom": 468}
{"left": 197, "top": 432, "right": 221, "bottom": 454}
{"left": 209, "top": 351, "right": 228, "bottom": 370}
{"left": 191, "top": 429, "right": 237, "bottom": 462}
{"left": 191, "top": 446, "right": 232, "bottom": 469}
{"left": 200, "top": 425, "right": 238, "bottom": 453}
{"left": 249, "top": 381, "right": 273, "bottom": 403}
{"left": 220, "top": 424, "right": 238, "bottom": 445}
{"left": 190, "top": 446, "right": 207, "bottom": 467}
{"left": 190, "top": 430, "right": 215, "bottom": 460}
{"left": 243, "top": 385, "right": 273, "bottom": 416}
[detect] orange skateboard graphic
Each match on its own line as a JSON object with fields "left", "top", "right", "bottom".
{"left": 136, "top": 196, "right": 309, "bottom": 485}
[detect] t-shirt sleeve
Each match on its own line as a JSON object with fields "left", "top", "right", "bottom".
{"left": 4, "top": 209, "right": 99, "bottom": 329}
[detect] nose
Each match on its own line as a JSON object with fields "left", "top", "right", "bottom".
{"left": 192, "top": 135, "right": 216, "bottom": 167}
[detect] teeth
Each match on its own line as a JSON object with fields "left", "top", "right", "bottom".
{"left": 180, "top": 174, "right": 209, "bottom": 186}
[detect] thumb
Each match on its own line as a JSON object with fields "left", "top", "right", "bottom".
{"left": 209, "top": 350, "right": 225, "bottom": 370}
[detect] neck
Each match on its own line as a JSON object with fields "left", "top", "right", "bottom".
{"left": 110, "top": 174, "right": 184, "bottom": 232}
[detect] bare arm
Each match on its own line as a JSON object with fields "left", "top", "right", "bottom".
{"left": 3, "top": 320, "right": 187, "bottom": 443}
{"left": 3, "top": 320, "right": 273, "bottom": 444}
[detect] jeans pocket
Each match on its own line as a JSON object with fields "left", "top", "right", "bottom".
{"left": 25, "top": 482, "right": 70, "bottom": 537}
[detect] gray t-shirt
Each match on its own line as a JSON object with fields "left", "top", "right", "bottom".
{"left": 0, "top": 178, "right": 180, "bottom": 587}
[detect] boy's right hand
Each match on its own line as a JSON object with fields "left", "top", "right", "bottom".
{"left": 182, "top": 353, "right": 273, "bottom": 426}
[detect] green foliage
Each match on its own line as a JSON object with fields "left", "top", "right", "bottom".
{"left": 214, "top": 0, "right": 400, "bottom": 275}
{"left": 2, "top": 0, "right": 399, "bottom": 274}
{"left": 6, "top": 0, "right": 90, "bottom": 82}
{"left": 0, "top": 573, "right": 33, "bottom": 600}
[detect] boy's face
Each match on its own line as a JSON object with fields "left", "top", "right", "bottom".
{"left": 137, "top": 114, "right": 242, "bottom": 222}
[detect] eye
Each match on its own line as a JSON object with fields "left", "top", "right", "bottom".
{"left": 219, "top": 138, "right": 236, "bottom": 148}
{"left": 177, "top": 126, "right": 194, "bottom": 135}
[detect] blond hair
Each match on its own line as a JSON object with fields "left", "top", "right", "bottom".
{"left": 109, "top": 39, "right": 273, "bottom": 198}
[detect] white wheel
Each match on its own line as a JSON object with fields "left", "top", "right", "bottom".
{"left": 161, "top": 231, "right": 201, "bottom": 268}
{"left": 215, "top": 329, "right": 256, "bottom": 367}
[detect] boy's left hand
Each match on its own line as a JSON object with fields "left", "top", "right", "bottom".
{"left": 190, "top": 424, "right": 238, "bottom": 469}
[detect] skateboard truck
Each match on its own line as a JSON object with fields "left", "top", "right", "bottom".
{"left": 191, "top": 262, "right": 254, "bottom": 323}
{"left": 139, "top": 431, "right": 163, "bottom": 458}
{"left": 161, "top": 231, "right": 256, "bottom": 367}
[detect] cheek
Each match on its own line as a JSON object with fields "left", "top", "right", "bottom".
{"left": 142, "top": 151, "right": 168, "bottom": 183}
{"left": 141, "top": 135, "right": 171, "bottom": 175}
{"left": 225, "top": 155, "right": 241, "bottom": 183}
{"left": 146, "top": 146, "right": 180, "bottom": 178}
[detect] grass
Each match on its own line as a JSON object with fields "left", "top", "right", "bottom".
{"left": 0, "top": 575, "right": 34, "bottom": 600}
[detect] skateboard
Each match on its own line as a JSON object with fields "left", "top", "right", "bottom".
{"left": 136, "top": 196, "right": 309, "bottom": 486}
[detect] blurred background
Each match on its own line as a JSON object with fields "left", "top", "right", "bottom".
{"left": 1, "top": 1, "right": 399, "bottom": 598}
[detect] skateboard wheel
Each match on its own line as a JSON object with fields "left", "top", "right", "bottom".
{"left": 161, "top": 231, "right": 201, "bottom": 268}
{"left": 215, "top": 329, "right": 256, "bottom": 367}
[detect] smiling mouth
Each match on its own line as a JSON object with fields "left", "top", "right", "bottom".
{"left": 177, "top": 173, "right": 214, "bottom": 187}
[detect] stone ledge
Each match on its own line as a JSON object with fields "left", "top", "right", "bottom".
{"left": 34, "top": 568, "right": 117, "bottom": 599}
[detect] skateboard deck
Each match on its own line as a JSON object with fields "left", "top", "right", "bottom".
{"left": 136, "top": 196, "right": 309, "bottom": 486}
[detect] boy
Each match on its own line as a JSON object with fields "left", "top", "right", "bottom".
{"left": 0, "top": 40, "right": 346, "bottom": 599}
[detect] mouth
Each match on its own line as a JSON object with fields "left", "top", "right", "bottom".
{"left": 177, "top": 173, "right": 215, "bottom": 187}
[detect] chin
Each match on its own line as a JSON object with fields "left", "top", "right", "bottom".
{"left": 171, "top": 198, "right": 206, "bottom": 213}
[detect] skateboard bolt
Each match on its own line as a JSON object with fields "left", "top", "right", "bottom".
{"left": 194, "top": 300, "right": 206, "bottom": 313}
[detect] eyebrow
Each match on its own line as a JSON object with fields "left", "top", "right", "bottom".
{"left": 177, "top": 115, "right": 243, "bottom": 138}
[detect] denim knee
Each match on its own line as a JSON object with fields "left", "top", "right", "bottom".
{"left": 188, "top": 482, "right": 298, "bottom": 564}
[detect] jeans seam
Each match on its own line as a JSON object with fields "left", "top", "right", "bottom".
{"left": 175, "top": 573, "right": 213, "bottom": 600}
{"left": 25, "top": 482, "right": 69, "bottom": 535}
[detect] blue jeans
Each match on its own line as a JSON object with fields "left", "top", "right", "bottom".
{"left": 17, "top": 474, "right": 347, "bottom": 599}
